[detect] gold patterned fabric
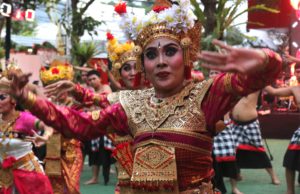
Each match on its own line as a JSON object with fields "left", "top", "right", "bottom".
{"left": 0, "top": 152, "right": 43, "bottom": 188}
{"left": 46, "top": 134, "right": 82, "bottom": 194}
{"left": 118, "top": 80, "right": 212, "bottom": 136}
{"left": 111, "top": 80, "right": 214, "bottom": 193}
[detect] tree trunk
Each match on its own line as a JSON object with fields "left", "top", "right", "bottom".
{"left": 201, "top": 0, "right": 217, "bottom": 36}
{"left": 71, "top": 0, "right": 80, "bottom": 46}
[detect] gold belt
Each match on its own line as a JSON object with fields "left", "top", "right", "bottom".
{"left": 0, "top": 152, "right": 42, "bottom": 188}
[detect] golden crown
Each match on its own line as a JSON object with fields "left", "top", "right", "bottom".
{"left": 136, "top": 22, "right": 201, "bottom": 62}
{"left": 115, "top": 0, "right": 201, "bottom": 74}
{"left": 106, "top": 32, "right": 139, "bottom": 80}
{"left": 0, "top": 62, "right": 22, "bottom": 92}
{"left": 40, "top": 59, "right": 74, "bottom": 85}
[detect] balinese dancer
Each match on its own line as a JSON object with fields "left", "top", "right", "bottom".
{"left": 46, "top": 32, "right": 144, "bottom": 193}
{"left": 213, "top": 114, "right": 242, "bottom": 194}
{"left": 230, "top": 92, "right": 280, "bottom": 185}
{"left": 264, "top": 84, "right": 300, "bottom": 194}
{"left": 39, "top": 60, "right": 83, "bottom": 194}
{"left": 8, "top": 0, "right": 282, "bottom": 193}
{"left": 0, "top": 68, "right": 53, "bottom": 194}
{"left": 210, "top": 69, "right": 241, "bottom": 194}
{"left": 102, "top": 32, "right": 142, "bottom": 91}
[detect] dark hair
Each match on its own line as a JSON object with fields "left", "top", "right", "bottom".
{"left": 87, "top": 70, "right": 101, "bottom": 78}
{"left": 32, "top": 80, "right": 39, "bottom": 85}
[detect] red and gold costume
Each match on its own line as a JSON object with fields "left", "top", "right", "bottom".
{"left": 40, "top": 60, "right": 83, "bottom": 194}
{"left": 45, "top": 102, "right": 83, "bottom": 194}
{"left": 18, "top": 0, "right": 283, "bottom": 192}
{"left": 20, "top": 47, "right": 281, "bottom": 193}
{"left": 0, "top": 66, "right": 53, "bottom": 194}
{"left": 0, "top": 111, "right": 53, "bottom": 194}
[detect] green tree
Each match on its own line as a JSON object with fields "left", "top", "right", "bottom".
{"left": 71, "top": 41, "right": 98, "bottom": 66}
{"left": 37, "top": 0, "right": 102, "bottom": 46}
{"left": 11, "top": 20, "right": 37, "bottom": 36}
{"left": 191, "top": 0, "right": 279, "bottom": 50}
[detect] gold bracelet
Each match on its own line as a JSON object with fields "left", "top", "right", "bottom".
{"left": 23, "top": 91, "right": 37, "bottom": 109}
{"left": 224, "top": 73, "right": 233, "bottom": 93}
{"left": 259, "top": 49, "right": 270, "bottom": 68}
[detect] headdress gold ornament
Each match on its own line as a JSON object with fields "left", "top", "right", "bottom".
{"left": 106, "top": 32, "right": 140, "bottom": 81}
{"left": 0, "top": 62, "right": 22, "bottom": 92}
{"left": 114, "top": 0, "right": 201, "bottom": 76}
{"left": 39, "top": 59, "right": 74, "bottom": 85}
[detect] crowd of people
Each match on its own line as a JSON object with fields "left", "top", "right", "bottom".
{"left": 0, "top": 0, "right": 300, "bottom": 194}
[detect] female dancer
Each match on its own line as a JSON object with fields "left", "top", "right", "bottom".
{"left": 8, "top": 0, "right": 282, "bottom": 193}
{"left": 0, "top": 76, "right": 53, "bottom": 194}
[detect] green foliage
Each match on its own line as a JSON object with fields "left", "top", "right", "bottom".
{"left": 42, "top": 41, "right": 56, "bottom": 50}
{"left": 0, "top": 47, "right": 5, "bottom": 59}
{"left": 191, "top": 0, "right": 279, "bottom": 76}
{"left": 11, "top": 20, "right": 37, "bottom": 37}
{"left": 71, "top": 42, "right": 98, "bottom": 67}
{"left": 191, "top": 0, "right": 279, "bottom": 51}
{"left": 37, "top": 0, "right": 103, "bottom": 61}
{"left": 15, "top": 45, "right": 30, "bottom": 52}
{"left": 32, "top": 42, "right": 56, "bottom": 54}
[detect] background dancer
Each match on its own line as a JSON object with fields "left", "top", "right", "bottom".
{"left": 0, "top": 68, "right": 53, "bottom": 194}
{"left": 231, "top": 91, "right": 280, "bottom": 185}
{"left": 264, "top": 81, "right": 300, "bottom": 194}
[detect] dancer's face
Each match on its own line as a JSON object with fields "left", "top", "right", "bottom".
{"left": 88, "top": 74, "right": 101, "bottom": 90}
{"left": 143, "top": 38, "right": 185, "bottom": 97}
{"left": 120, "top": 60, "right": 137, "bottom": 89}
{"left": 0, "top": 92, "right": 14, "bottom": 114}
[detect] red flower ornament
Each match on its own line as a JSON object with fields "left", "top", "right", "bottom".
{"left": 114, "top": 2, "right": 127, "bottom": 15}
{"left": 2, "top": 157, "right": 17, "bottom": 169}
{"left": 106, "top": 32, "right": 114, "bottom": 40}
{"left": 153, "top": 5, "right": 168, "bottom": 13}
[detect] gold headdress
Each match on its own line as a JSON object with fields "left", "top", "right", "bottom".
{"left": 40, "top": 59, "right": 74, "bottom": 85}
{"left": 106, "top": 32, "right": 139, "bottom": 80}
{"left": 114, "top": 0, "right": 201, "bottom": 77}
{"left": 0, "top": 62, "right": 22, "bottom": 92}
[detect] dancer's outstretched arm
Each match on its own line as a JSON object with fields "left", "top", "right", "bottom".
{"left": 8, "top": 73, "right": 129, "bottom": 141}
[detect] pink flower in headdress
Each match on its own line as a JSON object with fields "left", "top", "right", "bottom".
{"left": 114, "top": 2, "right": 127, "bottom": 15}
{"left": 2, "top": 157, "right": 17, "bottom": 169}
{"left": 106, "top": 32, "right": 114, "bottom": 40}
{"left": 153, "top": 5, "right": 168, "bottom": 13}
{"left": 40, "top": 66, "right": 46, "bottom": 71}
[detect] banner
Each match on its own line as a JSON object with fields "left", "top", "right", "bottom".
{"left": 247, "top": 0, "right": 294, "bottom": 29}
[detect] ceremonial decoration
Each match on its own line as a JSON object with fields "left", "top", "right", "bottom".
{"left": 40, "top": 59, "right": 74, "bottom": 85}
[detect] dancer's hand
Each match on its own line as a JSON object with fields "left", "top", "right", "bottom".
{"left": 24, "top": 130, "right": 48, "bottom": 147}
{"left": 198, "top": 40, "right": 268, "bottom": 74}
{"left": 44, "top": 80, "right": 75, "bottom": 98}
{"left": 285, "top": 54, "right": 300, "bottom": 64}
{"left": 100, "top": 61, "right": 109, "bottom": 73}
{"left": 9, "top": 71, "right": 31, "bottom": 99}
